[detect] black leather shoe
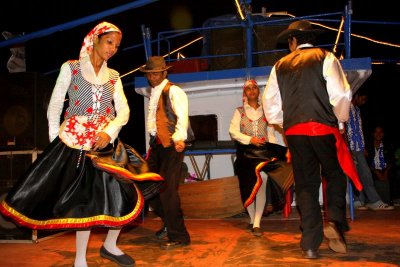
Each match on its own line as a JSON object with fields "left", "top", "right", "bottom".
{"left": 155, "top": 226, "right": 168, "bottom": 239}
{"left": 100, "top": 246, "right": 135, "bottom": 267}
{"left": 323, "top": 221, "right": 347, "bottom": 253}
{"left": 160, "top": 240, "right": 190, "bottom": 250}
{"left": 302, "top": 249, "right": 319, "bottom": 259}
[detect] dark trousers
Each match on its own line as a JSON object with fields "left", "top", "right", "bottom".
{"left": 147, "top": 144, "right": 190, "bottom": 243}
{"left": 286, "top": 134, "right": 348, "bottom": 251}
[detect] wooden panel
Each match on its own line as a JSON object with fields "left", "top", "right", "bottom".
{"left": 179, "top": 176, "right": 244, "bottom": 218}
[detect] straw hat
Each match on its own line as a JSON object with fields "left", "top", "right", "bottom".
{"left": 139, "top": 56, "right": 172, "bottom": 73}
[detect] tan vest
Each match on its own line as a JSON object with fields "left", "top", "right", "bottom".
{"left": 156, "top": 82, "right": 176, "bottom": 147}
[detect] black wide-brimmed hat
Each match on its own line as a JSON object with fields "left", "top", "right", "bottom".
{"left": 139, "top": 56, "right": 172, "bottom": 73}
{"left": 277, "top": 20, "right": 325, "bottom": 44}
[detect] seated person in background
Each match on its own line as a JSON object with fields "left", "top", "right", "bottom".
{"left": 345, "top": 91, "right": 394, "bottom": 211}
{"left": 366, "top": 125, "right": 396, "bottom": 205}
{"left": 229, "top": 79, "right": 293, "bottom": 237}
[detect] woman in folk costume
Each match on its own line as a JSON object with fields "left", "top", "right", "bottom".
{"left": 229, "top": 79, "right": 293, "bottom": 236}
{"left": 0, "top": 22, "right": 161, "bottom": 267}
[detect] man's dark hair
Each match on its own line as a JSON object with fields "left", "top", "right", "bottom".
{"left": 353, "top": 89, "right": 368, "bottom": 98}
{"left": 291, "top": 32, "right": 317, "bottom": 45}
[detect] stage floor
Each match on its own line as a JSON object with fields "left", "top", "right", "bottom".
{"left": 0, "top": 207, "right": 399, "bottom": 267}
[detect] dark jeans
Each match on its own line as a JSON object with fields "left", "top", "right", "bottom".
{"left": 147, "top": 144, "right": 190, "bottom": 243}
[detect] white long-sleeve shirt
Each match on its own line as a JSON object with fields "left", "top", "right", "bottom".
{"left": 147, "top": 78, "right": 188, "bottom": 142}
{"left": 229, "top": 103, "right": 284, "bottom": 146}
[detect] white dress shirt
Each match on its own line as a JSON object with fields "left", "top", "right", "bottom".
{"left": 147, "top": 78, "right": 189, "bottom": 142}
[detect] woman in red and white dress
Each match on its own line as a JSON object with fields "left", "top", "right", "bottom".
{"left": 229, "top": 79, "right": 292, "bottom": 237}
{"left": 0, "top": 22, "right": 160, "bottom": 267}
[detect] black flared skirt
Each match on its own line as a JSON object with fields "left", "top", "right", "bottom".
{"left": 234, "top": 143, "right": 294, "bottom": 211}
{"left": 0, "top": 138, "right": 144, "bottom": 230}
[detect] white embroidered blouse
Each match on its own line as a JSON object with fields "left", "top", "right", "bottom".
{"left": 47, "top": 56, "right": 129, "bottom": 150}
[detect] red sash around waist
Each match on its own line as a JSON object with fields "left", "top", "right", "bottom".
{"left": 285, "top": 122, "right": 362, "bottom": 191}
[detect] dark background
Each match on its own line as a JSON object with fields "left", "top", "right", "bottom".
{"left": 0, "top": 0, "right": 399, "bottom": 153}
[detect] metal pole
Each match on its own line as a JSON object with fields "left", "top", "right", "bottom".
{"left": 0, "top": 0, "right": 159, "bottom": 48}
{"left": 141, "top": 25, "right": 152, "bottom": 60}
{"left": 344, "top": 0, "right": 352, "bottom": 59}
{"left": 244, "top": 0, "right": 253, "bottom": 68}
{"left": 145, "top": 27, "right": 153, "bottom": 58}
{"left": 245, "top": 18, "right": 253, "bottom": 68}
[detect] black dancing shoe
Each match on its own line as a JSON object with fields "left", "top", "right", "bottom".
{"left": 160, "top": 240, "right": 190, "bottom": 250}
{"left": 302, "top": 249, "right": 319, "bottom": 259}
{"left": 155, "top": 226, "right": 168, "bottom": 239}
{"left": 323, "top": 221, "right": 347, "bottom": 253}
{"left": 100, "top": 246, "right": 135, "bottom": 267}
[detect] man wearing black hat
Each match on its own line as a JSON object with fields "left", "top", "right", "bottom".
{"left": 140, "top": 56, "right": 191, "bottom": 249}
{"left": 262, "top": 20, "right": 362, "bottom": 259}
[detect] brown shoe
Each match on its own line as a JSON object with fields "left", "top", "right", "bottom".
{"left": 323, "top": 222, "right": 347, "bottom": 253}
{"left": 160, "top": 240, "right": 190, "bottom": 250}
{"left": 252, "top": 227, "right": 263, "bottom": 237}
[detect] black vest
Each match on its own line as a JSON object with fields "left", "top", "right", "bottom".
{"left": 275, "top": 47, "right": 338, "bottom": 130}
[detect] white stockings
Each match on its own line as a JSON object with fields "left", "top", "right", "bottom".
{"left": 74, "top": 228, "right": 123, "bottom": 267}
{"left": 246, "top": 172, "right": 268, "bottom": 228}
{"left": 74, "top": 230, "right": 90, "bottom": 267}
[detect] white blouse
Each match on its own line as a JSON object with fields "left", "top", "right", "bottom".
{"left": 229, "top": 103, "right": 283, "bottom": 146}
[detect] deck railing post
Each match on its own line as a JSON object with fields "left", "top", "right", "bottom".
{"left": 141, "top": 24, "right": 152, "bottom": 60}
{"left": 344, "top": 0, "right": 353, "bottom": 59}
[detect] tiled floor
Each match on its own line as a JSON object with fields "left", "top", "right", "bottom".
{"left": 0, "top": 207, "right": 399, "bottom": 267}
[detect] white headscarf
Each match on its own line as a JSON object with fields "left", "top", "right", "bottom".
{"left": 79, "top": 21, "right": 122, "bottom": 59}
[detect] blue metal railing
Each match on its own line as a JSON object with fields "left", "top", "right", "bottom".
{"left": 0, "top": 0, "right": 158, "bottom": 49}
{"left": 143, "top": 11, "right": 349, "bottom": 69}
{"left": 1, "top": 0, "right": 398, "bottom": 77}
